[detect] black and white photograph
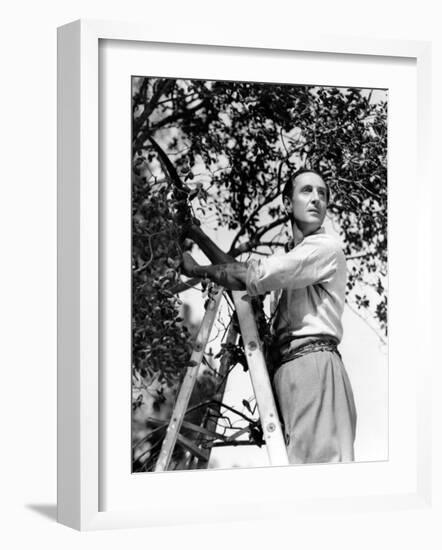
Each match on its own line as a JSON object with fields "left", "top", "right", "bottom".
{"left": 131, "top": 77, "right": 388, "bottom": 473}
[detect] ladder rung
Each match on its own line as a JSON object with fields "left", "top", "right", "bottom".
{"left": 176, "top": 434, "right": 210, "bottom": 461}
{"left": 180, "top": 420, "right": 222, "bottom": 440}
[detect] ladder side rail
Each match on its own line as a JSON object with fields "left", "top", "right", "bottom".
{"left": 232, "top": 290, "right": 289, "bottom": 467}
{"left": 154, "top": 287, "right": 224, "bottom": 472}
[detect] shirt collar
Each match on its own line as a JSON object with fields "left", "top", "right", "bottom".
{"left": 285, "top": 226, "right": 325, "bottom": 251}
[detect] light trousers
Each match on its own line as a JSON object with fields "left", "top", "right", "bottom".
{"left": 273, "top": 349, "right": 357, "bottom": 464}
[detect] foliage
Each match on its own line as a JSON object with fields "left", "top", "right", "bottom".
{"left": 132, "top": 174, "right": 192, "bottom": 385}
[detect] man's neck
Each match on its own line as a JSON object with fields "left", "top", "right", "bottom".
{"left": 291, "top": 222, "right": 323, "bottom": 246}
{"left": 292, "top": 223, "right": 304, "bottom": 247}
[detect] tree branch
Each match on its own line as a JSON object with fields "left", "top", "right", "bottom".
{"left": 255, "top": 215, "right": 290, "bottom": 240}
{"left": 338, "top": 176, "right": 383, "bottom": 202}
{"left": 134, "top": 99, "right": 208, "bottom": 151}
{"left": 146, "top": 135, "right": 190, "bottom": 198}
{"left": 346, "top": 251, "right": 377, "bottom": 260}
{"left": 185, "top": 223, "right": 234, "bottom": 264}
{"left": 151, "top": 100, "right": 207, "bottom": 131}
{"left": 133, "top": 78, "right": 176, "bottom": 137}
{"left": 141, "top": 136, "right": 236, "bottom": 267}
{"left": 229, "top": 188, "right": 281, "bottom": 252}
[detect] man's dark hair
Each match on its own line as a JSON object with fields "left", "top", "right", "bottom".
{"left": 282, "top": 168, "right": 331, "bottom": 204}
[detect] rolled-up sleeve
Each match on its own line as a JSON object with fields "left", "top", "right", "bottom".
{"left": 246, "top": 259, "right": 266, "bottom": 296}
{"left": 246, "top": 234, "right": 341, "bottom": 296}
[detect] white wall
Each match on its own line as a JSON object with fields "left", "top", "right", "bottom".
{"left": 1, "top": 1, "right": 441, "bottom": 548}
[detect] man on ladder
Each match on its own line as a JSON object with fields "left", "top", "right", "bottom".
{"left": 182, "top": 168, "right": 357, "bottom": 464}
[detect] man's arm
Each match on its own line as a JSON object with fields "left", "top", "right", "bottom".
{"left": 181, "top": 233, "right": 342, "bottom": 295}
{"left": 244, "top": 234, "right": 341, "bottom": 295}
{"left": 182, "top": 251, "right": 247, "bottom": 291}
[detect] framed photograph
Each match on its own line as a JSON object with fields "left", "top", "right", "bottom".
{"left": 57, "top": 19, "right": 432, "bottom": 530}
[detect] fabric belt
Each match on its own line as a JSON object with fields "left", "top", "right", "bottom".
{"left": 271, "top": 337, "right": 341, "bottom": 379}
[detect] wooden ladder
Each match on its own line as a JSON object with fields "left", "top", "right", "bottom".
{"left": 154, "top": 287, "right": 289, "bottom": 471}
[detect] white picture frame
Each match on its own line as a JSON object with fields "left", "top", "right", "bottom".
{"left": 57, "top": 19, "right": 433, "bottom": 531}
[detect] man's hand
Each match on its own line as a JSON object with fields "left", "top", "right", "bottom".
{"left": 180, "top": 252, "right": 248, "bottom": 291}
{"left": 181, "top": 251, "right": 200, "bottom": 277}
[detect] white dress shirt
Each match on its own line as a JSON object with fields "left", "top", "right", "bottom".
{"left": 245, "top": 228, "right": 347, "bottom": 346}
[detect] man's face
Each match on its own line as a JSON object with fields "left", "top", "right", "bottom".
{"left": 285, "top": 172, "right": 328, "bottom": 235}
